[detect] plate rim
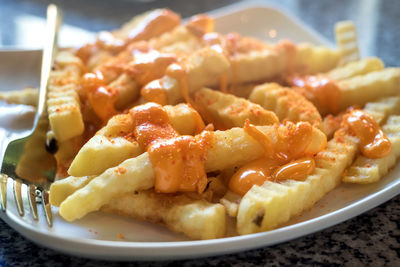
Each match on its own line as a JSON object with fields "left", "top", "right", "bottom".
{"left": 1, "top": 0, "right": 399, "bottom": 261}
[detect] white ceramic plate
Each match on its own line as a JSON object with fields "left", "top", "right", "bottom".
{"left": 1, "top": 1, "right": 400, "bottom": 261}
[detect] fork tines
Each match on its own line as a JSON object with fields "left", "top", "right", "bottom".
{"left": 0, "top": 174, "right": 7, "bottom": 211}
{"left": 1, "top": 175, "right": 53, "bottom": 226}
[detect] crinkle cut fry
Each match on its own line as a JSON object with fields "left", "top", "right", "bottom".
{"left": 362, "top": 96, "right": 400, "bottom": 125}
{"left": 149, "top": 25, "right": 202, "bottom": 53}
{"left": 337, "top": 68, "right": 400, "bottom": 112}
{"left": 222, "top": 96, "right": 400, "bottom": 217}
{"left": 343, "top": 115, "right": 400, "bottom": 184}
{"left": 335, "top": 21, "right": 360, "bottom": 65}
{"left": 142, "top": 41, "right": 340, "bottom": 105}
{"left": 84, "top": 10, "right": 185, "bottom": 108}
{"left": 83, "top": 9, "right": 181, "bottom": 70}
{"left": 102, "top": 190, "right": 226, "bottom": 240}
{"left": 194, "top": 87, "right": 278, "bottom": 129}
{"left": 248, "top": 82, "right": 322, "bottom": 128}
{"left": 68, "top": 103, "right": 204, "bottom": 177}
{"left": 235, "top": 94, "right": 400, "bottom": 234}
{"left": 236, "top": 133, "right": 359, "bottom": 235}
{"left": 148, "top": 46, "right": 231, "bottom": 105}
{"left": 325, "top": 57, "right": 384, "bottom": 81}
{"left": 228, "top": 42, "right": 340, "bottom": 82}
{"left": 0, "top": 87, "right": 38, "bottom": 107}
{"left": 55, "top": 124, "right": 325, "bottom": 221}
{"left": 321, "top": 96, "right": 400, "bottom": 139}
{"left": 294, "top": 43, "right": 341, "bottom": 75}
{"left": 47, "top": 51, "right": 85, "bottom": 142}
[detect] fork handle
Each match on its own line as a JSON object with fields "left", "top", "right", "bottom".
{"left": 35, "top": 4, "right": 63, "bottom": 124}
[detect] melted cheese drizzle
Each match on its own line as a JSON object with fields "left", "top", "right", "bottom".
{"left": 291, "top": 75, "right": 340, "bottom": 114}
{"left": 343, "top": 109, "right": 391, "bottom": 158}
{"left": 166, "top": 63, "right": 197, "bottom": 108}
{"left": 229, "top": 121, "right": 316, "bottom": 196}
{"left": 141, "top": 79, "right": 168, "bottom": 105}
{"left": 125, "top": 48, "right": 176, "bottom": 86}
{"left": 130, "top": 103, "right": 209, "bottom": 193}
{"left": 81, "top": 71, "right": 118, "bottom": 121}
{"left": 76, "top": 9, "right": 181, "bottom": 63}
{"left": 83, "top": 47, "right": 176, "bottom": 121}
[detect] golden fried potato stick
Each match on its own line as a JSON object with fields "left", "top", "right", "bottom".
{"left": 223, "top": 40, "right": 339, "bottom": 83}
{"left": 49, "top": 176, "right": 95, "bottom": 207}
{"left": 224, "top": 42, "right": 339, "bottom": 86}
{"left": 236, "top": 94, "right": 400, "bottom": 234}
{"left": 0, "top": 87, "right": 38, "bottom": 107}
{"left": 80, "top": 9, "right": 181, "bottom": 69}
{"left": 343, "top": 115, "right": 400, "bottom": 184}
{"left": 220, "top": 190, "right": 241, "bottom": 217}
{"left": 325, "top": 57, "right": 384, "bottom": 81}
{"left": 87, "top": 15, "right": 205, "bottom": 110}
{"left": 227, "top": 48, "right": 287, "bottom": 84}
{"left": 249, "top": 83, "right": 322, "bottom": 128}
{"left": 67, "top": 114, "right": 141, "bottom": 178}
{"left": 55, "top": 124, "right": 326, "bottom": 221}
{"left": 194, "top": 87, "right": 278, "bottom": 129}
{"left": 321, "top": 96, "right": 400, "bottom": 138}
{"left": 102, "top": 190, "right": 226, "bottom": 240}
{"left": 237, "top": 133, "right": 359, "bottom": 234}
{"left": 335, "top": 21, "right": 360, "bottom": 65}
{"left": 294, "top": 43, "right": 341, "bottom": 74}
{"left": 362, "top": 96, "right": 400, "bottom": 125}
{"left": 149, "top": 25, "right": 202, "bottom": 53}
{"left": 114, "top": 9, "right": 181, "bottom": 46}
{"left": 142, "top": 46, "right": 231, "bottom": 105}
{"left": 141, "top": 40, "right": 341, "bottom": 106}
{"left": 293, "top": 68, "right": 400, "bottom": 115}
{"left": 47, "top": 51, "right": 85, "bottom": 142}
{"left": 337, "top": 68, "right": 400, "bottom": 112}
{"left": 108, "top": 74, "right": 140, "bottom": 110}
{"left": 68, "top": 103, "right": 204, "bottom": 177}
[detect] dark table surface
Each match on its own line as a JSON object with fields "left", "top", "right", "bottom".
{"left": 1, "top": 0, "right": 400, "bottom": 266}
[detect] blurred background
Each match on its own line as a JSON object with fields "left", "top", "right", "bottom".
{"left": 0, "top": 0, "right": 399, "bottom": 66}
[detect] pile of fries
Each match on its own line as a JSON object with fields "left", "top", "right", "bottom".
{"left": 2, "top": 9, "right": 400, "bottom": 240}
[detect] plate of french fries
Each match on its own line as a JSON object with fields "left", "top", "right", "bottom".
{"left": 1, "top": 2, "right": 400, "bottom": 261}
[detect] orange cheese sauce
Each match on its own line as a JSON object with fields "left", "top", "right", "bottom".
{"left": 290, "top": 75, "right": 340, "bottom": 114}
{"left": 125, "top": 48, "right": 176, "bottom": 86}
{"left": 130, "top": 102, "right": 208, "bottom": 194}
{"left": 229, "top": 121, "right": 318, "bottom": 196}
{"left": 125, "top": 9, "right": 181, "bottom": 46}
{"left": 99, "top": 9, "right": 181, "bottom": 52}
{"left": 229, "top": 157, "right": 315, "bottom": 196}
{"left": 166, "top": 63, "right": 196, "bottom": 107}
{"left": 342, "top": 109, "right": 391, "bottom": 158}
{"left": 273, "top": 157, "right": 315, "bottom": 181}
{"left": 141, "top": 80, "right": 168, "bottom": 105}
{"left": 82, "top": 45, "right": 177, "bottom": 121}
{"left": 186, "top": 14, "right": 215, "bottom": 38}
{"left": 81, "top": 71, "right": 118, "bottom": 121}
{"left": 149, "top": 136, "right": 208, "bottom": 193}
{"left": 141, "top": 62, "right": 196, "bottom": 107}
{"left": 229, "top": 158, "right": 280, "bottom": 196}
{"left": 130, "top": 103, "right": 178, "bottom": 148}
{"left": 76, "top": 9, "right": 180, "bottom": 64}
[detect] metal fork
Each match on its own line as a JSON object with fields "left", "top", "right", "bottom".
{"left": 0, "top": 4, "right": 62, "bottom": 226}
